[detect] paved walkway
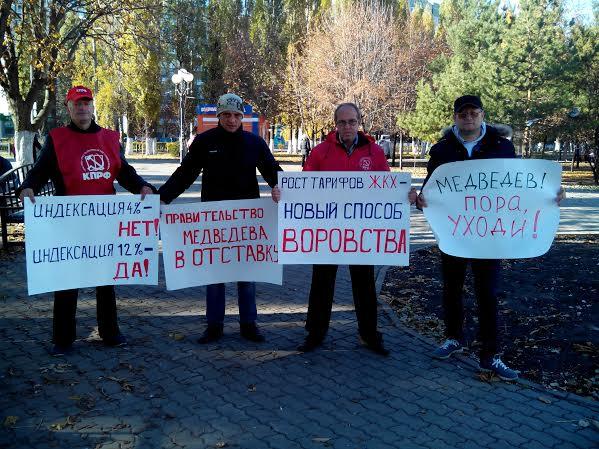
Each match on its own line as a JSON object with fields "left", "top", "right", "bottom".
{"left": 1, "top": 159, "right": 597, "bottom": 449}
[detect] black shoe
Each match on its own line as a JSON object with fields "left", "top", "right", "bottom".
{"left": 198, "top": 324, "right": 224, "bottom": 344}
{"left": 240, "top": 322, "right": 265, "bottom": 342}
{"left": 359, "top": 331, "right": 390, "bottom": 357}
{"left": 103, "top": 334, "right": 127, "bottom": 347}
{"left": 297, "top": 333, "right": 324, "bottom": 352}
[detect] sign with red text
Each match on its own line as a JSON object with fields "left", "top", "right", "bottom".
{"left": 24, "top": 195, "right": 160, "bottom": 295}
{"left": 160, "top": 198, "right": 282, "bottom": 290}
{"left": 278, "top": 172, "right": 411, "bottom": 265}
{"left": 422, "top": 159, "right": 561, "bottom": 259}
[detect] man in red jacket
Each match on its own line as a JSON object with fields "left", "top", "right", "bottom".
{"left": 297, "top": 103, "right": 416, "bottom": 356}
{"left": 19, "top": 86, "right": 155, "bottom": 356}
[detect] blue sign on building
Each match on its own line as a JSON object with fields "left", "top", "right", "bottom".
{"left": 196, "top": 104, "right": 254, "bottom": 115}
{"left": 195, "top": 103, "right": 262, "bottom": 137}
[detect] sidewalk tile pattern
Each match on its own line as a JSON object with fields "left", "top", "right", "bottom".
{"left": 1, "top": 255, "right": 597, "bottom": 449}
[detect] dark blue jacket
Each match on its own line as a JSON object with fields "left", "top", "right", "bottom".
{"left": 422, "top": 125, "right": 516, "bottom": 188}
{"left": 0, "top": 155, "right": 12, "bottom": 177}
{"left": 159, "top": 124, "right": 282, "bottom": 203}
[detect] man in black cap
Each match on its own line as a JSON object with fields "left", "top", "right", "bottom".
{"left": 416, "top": 95, "right": 519, "bottom": 380}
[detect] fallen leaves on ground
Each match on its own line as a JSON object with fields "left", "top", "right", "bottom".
{"left": 169, "top": 332, "right": 185, "bottom": 341}
{"left": 382, "top": 235, "right": 598, "bottom": 399}
{"left": 103, "top": 376, "right": 134, "bottom": 392}
{"left": 3, "top": 416, "right": 18, "bottom": 428}
{"left": 49, "top": 415, "right": 77, "bottom": 431}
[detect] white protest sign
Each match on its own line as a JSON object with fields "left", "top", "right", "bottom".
{"left": 422, "top": 159, "right": 562, "bottom": 259}
{"left": 160, "top": 198, "right": 282, "bottom": 290}
{"left": 25, "top": 195, "right": 160, "bottom": 295}
{"left": 278, "top": 171, "right": 411, "bottom": 265}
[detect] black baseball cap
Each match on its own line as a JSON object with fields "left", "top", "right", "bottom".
{"left": 454, "top": 95, "right": 483, "bottom": 112}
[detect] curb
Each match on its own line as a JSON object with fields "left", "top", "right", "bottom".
{"left": 374, "top": 247, "right": 599, "bottom": 413}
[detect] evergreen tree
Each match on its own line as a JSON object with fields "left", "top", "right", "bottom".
{"left": 402, "top": 0, "right": 576, "bottom": 151}
{"left": 493, "top": 0, "right": 572, "bottom": 155}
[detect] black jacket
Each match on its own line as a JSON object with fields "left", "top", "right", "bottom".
{"left": 18, "top": 121, "right": 154, "bottom": 196}
{"left": 423, "top": 125, "right": 516, "bottom": 188}
{"left": 159, "top": 125, "right": 282, "bottom": 203}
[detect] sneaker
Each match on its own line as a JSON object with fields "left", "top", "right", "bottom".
{"left": 359, "top": 331, "right": 390, "bottom": 357}
{"left": 432, "top": 339, "right": 464, "bottom": 359}
{"left": 240, "top": 322, "right": 265, "bottom": 343}
{"left": 103, "top": 334, "right": 127, "bottom": 347}
{"left": 479, "top": 355, "right": 519, "bottom": 381}
{"left": 197, "top": 324, "right": 224, "bottom": 344}
{"left": 50, "top": 344, "right": 72, "bottom": 356}
{"left": 297, "top": 333, "right": 324, "bottom": 352}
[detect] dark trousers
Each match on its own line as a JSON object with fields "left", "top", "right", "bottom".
{"left": 205, "top": 282, "right": 257, "bottom": 325}
{"left": 52, "top": 285, "right": 120, "bottom": 346}
{"left": 305, "top": 264, "right": 378, "bottom": 339}
{"left": 441, "top": 253, "right": 500, "bottom": 359}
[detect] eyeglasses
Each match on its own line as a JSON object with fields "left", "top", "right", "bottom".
{"left": 336, "top": 119, "right": 359, "bottom": 127}
{"left": 456, "top": 110, "right": 482, "bottom": 119}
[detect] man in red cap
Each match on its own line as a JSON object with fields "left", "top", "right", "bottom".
{"left": 18, "top": 86, "right": 156, "bottom": 356}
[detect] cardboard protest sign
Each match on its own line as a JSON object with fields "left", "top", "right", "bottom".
{"left": 25, "top": 195, "right": 160, "bottom": 295}
{"left": 161, "top": 198, "right": 282, "bottom": 290}
{"left": 278, "top": 172, "right": 411, "bottom": 265}
{"left": 422, "top": 159, "right": 561, "bottom": 259}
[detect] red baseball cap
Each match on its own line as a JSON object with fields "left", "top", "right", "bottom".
{"left": 65, "top": 85, "right": 93, "bottom": 104}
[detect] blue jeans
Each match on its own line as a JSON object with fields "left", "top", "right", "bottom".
{"left": 205, "top": 282, "right": 257, "bottom": 325}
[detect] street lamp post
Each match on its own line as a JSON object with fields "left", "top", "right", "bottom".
{"left": 171, "top": 68, "right": 194, "bottom": 162}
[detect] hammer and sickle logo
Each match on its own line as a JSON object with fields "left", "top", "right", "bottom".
{"left": 81, "top": 149, "right": 110, "bottom": 173}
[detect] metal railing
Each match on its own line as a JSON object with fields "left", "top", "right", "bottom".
{"left": 127, "top": 141, "right": 174, "bottom": 154}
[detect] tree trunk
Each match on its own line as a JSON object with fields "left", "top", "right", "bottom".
{"left": 125, "top": 137, "right": 133, "bottom": 156}
{"left": 399, "top": 133, "right": 403, "bottom": 170}
{"left": 391, "top": 133, "right": 397, "bottom": 167}
{"left": 589, "top": 157, "right": 599, "bottom": 185}
{"left": 145, "top": 136, "right": 156, "bottom": 155}
{"left": 14, "top": 130, "right": 36, "bottom": 166}
{"left": 144, "top": 119, "right": 156, "bottom": 155}
{"left": 520, "top": 127, "right": 528, "bottom": 158}
{"left": 541, "top": 135, "right": 547, "bottom": 159}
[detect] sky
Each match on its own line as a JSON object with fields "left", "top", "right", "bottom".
{"left": 564, "top": 0, "right": 597, "bottom": 22}
{"left": 0, "top": 0, "right": 596, "bottom": 117}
